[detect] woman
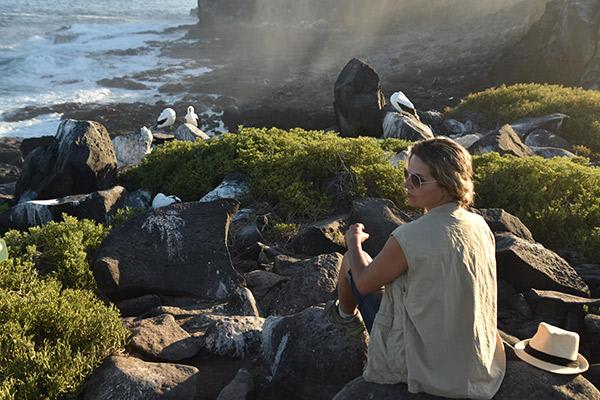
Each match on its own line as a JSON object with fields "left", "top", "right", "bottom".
{"left": 329, "top": 137, "right": 505, "bottom": 399}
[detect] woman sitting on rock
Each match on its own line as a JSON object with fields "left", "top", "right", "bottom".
{"left": 328, "top": 137, "right": 506, "bottom": 399}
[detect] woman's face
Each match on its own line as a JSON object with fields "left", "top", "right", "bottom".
{"left": 404, "top": 155, "right": 452, "bottom": 210}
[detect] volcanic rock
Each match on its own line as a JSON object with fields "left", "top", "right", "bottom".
{"left": 15, "top": 119, "right": 117, "bottom": 202}
{"left": 93, "top": 199, "right": 244, "bottom": 301}
{"left": 334, "top": 58, "right": 385, "bottom": 138}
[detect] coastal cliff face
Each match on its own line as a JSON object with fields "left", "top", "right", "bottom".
{"left": 196, "top": 0, "right": 532, "bottom": 28}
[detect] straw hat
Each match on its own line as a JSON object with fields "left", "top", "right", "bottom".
{"left": 514, "top": 322, "right": 589, "bottom": 374}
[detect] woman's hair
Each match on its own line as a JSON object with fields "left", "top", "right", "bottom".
{"left": 408, "top": 137, "right": 474, "bottom": 208}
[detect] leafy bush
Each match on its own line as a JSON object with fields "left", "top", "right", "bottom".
{"left": 474, "top": 153, "right": 600, "bottom": 261}
{"left": 3, "top": 215, "right": 110, "bottom": 292}
{"left": 447, "top": 83, "right": 600, "bottom": 152}
{"left": 0, "top": 257, "right": 129, "bottom": 399}
{"left": 123, "top": 127, "right": 411, "bottom": 220}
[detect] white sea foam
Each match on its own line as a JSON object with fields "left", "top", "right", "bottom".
{"left": 0, "top": 0, "right": 216, "bottom": 139}
{"left": 0, "top": 113, "right": 63, "bottom": 139}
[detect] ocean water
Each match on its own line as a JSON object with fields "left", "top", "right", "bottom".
{"left": 0, "top": 0, "right": 200, "bottom": 138}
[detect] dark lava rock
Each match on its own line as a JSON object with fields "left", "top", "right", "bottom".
{"left": 524, "top": 128, "right": 570, "bottom": 149}
{"left": 334, "top": 58, "right": 385, "bottom": 138}
{"left": 495, "top": 233, "right": 590, "bottom": 297}
{"left": 291, "top": 214, "right": 348, "bottom": 256}
{"left": 349, "top": 198, "right": 412, "bottom": 257}
{"left": 97, "top": 77, "right": 149, "bottom": 90}
{"left": 83, "top": 355, "right": 199, "bottom": 400}
{"left": 333, "top": 360, "right": 600, "bottom": 399}
{"left": 472, "top": 208, "right": 534, "bottom": 242}
{"left": 262, "top": 305, "right": 368, "bottom": 400}
{"left": 3, "top": 185, "right": 127, "bottom": 230}
{"left": 261, "top": 253, "right": 342, "bottom": 316}
{"left": 469, "top": 124, "right": 534, "bottom": 157}
{"left": 128, "top": 313, "right": 200, "bottom": 362}
{"left": 93, "top": 200, "right": 244, "bottom": 301}
{"left": 20, "top": 136, "right": 55, "bottom": 158}
{"left": 510, "top": 114, "right": 569, "bottom": 138}
{"left": 15, "top": 119, "right": 117, "bottom": 202}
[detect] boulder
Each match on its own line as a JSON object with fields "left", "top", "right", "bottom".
{"left": 200, "top": 172, "right": 250, "bottom": 203}
{"left": 524, "top": 289, "right": 600, "bottom": 324}
{"left": 530, "top": 146, "right": 576, "bottom": 159}
{"left": 469, "top": 125, "right": 534, "bottom": 157}
{"left": 173, "top": 123, "right": 209, "bottom": 142}
{"left": 524, "top": 128, "right": 570, "bottom": 149}
{"left": 452, "top": 133, "right": 482, "bottom": 149}
{"left": 575, "top": 264, "right": 600, "bottom": 297}
{"left": 15, "top": 119, "right": 117, "bottom": 202}
{"left": 333, "top": 361, "right": 600, "bottom": 399}
{"left": 112, "top": 128, "right": 153, "bottom": 168}
{"left": 3, "top": 185, "right": 127, "bottom": 229}
{"left": 20, "top": 135, "right": 54, "bottom": 158}
{"left": 349, "top": 198, "right": 412, "bottom": 257}
{"left": 291, "top": 214, "right": 348, "bottom": 256}
{"left": 244, "top": 270, "right": 289, "bottom": 299}
{"left": 92, "top": 199, "right": 244, "bottom": 301}
{"left": 381, "top": 112, "right": 434, "bottom": 141}
{"left": 116, "top": 294, "right": 163, "bottom": 317}
{"left": 261, "top": 253, "right": 342, "bottom": 316}
{"left": 334, "top": 58, "right": 385, "bottom": 138}
{"left": 217, "top": 368, "right": 254, "bottom": 400}
{"left": 510, "top": 114, "right": 569, "bottom": 138}
{"left": 262, "top": 305, "right": 368, "bottom": 400}
{"left": 584, "top": 314, "right": 600, "bottom": 363}
{"left": 472, "top": 208, "right": 534, "bottom": 242}
{"left": 491, "top": 0, "right": 600, "bottom": 89}
{"left": 128, "top": 313, "right": 200, "bottom": 361}
{"left": 83, "top": 355, "right": 199, "bottom": 400}
{"left": 443, "top": 119, "right": 468, "bottom": 136}
{"left": 183, "top": 314, "right": 265, "bottom": 358}
{"left": 495, "top": 233, "right": 590, "bottom": 297}
{"left": 418, "top": 110, "right": 445, "bottom": 135}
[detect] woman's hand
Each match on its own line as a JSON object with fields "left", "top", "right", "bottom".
{"left": 345, "top": 223, "right": 370, "bottom": 249}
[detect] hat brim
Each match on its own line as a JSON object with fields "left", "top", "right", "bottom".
{"left": 514, "top": 339, "right": 589, "bottom": 375}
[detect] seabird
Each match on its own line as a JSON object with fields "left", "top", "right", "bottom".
{"left": 390, "top": 91, "right": 416, "bottom": 115}
{"left": 185, "top": 106, "right": 199, "bottom": 127}
{"left": 154, "top": 108, "right": 176, "bottom": 130}
{"left": 152, "top": 193, "right": 182, "bottom": 209}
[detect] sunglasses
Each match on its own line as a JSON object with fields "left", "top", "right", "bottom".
{"left": 403, "top": 168, "right": 437, "bottom": 189}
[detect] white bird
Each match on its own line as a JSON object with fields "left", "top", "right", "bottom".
{"left": 185, "top": 106, "right": 199, "bottom": 127}
{"left": 152, "top": 193, "right": 182, "bottom": 209}
{"left": 154, "top": 108, "right": 176, "bottom": 130}
{"left": 390, "top": 91, "right": 416, "bottom": 114}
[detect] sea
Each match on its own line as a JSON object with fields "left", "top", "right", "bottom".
{"left": 0, "top": 0, "right": 201, "bottom": 138}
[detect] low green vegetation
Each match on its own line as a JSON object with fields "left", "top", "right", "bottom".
{"left": 0, "top": 216, "right": 129, "bottom": 399}
{"left": 447, "top": 83, "right": 600, "bottom": 153}
{"left": 4, "top": 215, "right": 110, "bottom": 292}
{"left": 474, "top": 153, "right": 600, "bottom": 261}
{"left": 123, "top": 127, "right": 412, "bottom": 220}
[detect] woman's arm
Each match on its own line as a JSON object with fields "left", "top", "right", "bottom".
{"left": 345, "top": 224, "right": 408, "bottom": 294}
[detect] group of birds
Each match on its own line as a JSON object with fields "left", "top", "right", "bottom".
{"left": 153, "top": 106, "right": 199, "bottom": 130}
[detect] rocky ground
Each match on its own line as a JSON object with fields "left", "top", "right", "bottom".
{"left": 2, "top": 0, "right": 543, "bottom": 136}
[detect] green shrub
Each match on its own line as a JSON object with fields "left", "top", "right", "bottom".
{"left": 3, "top": 215, "right": 110, "bottom": 292}
{"left": 123, "top": 127, "right": 411, "bottom": 220}
{"left": 447, "top": 83, "right": 600, "bottom": 152}
{"left": 0, "top": 257, "right": 129, "bottom": 399}
{"left": 474, "top": 153, "right": 600, "bottom": 261}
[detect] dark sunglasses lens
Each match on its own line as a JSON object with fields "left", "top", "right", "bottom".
{"left": 403, "top": 168, "right": 421, "bottom": 188}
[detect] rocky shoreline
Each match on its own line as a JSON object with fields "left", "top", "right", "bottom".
{"left": 2, "top": 0, "right": 543, "bottom": 137}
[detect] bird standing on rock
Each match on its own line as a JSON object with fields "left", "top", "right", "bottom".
{"left": 185, "top": 106, "right": 199, "bottom": 127}
{"left": 154, "top": 107, "right": 176, "bottom": 130}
